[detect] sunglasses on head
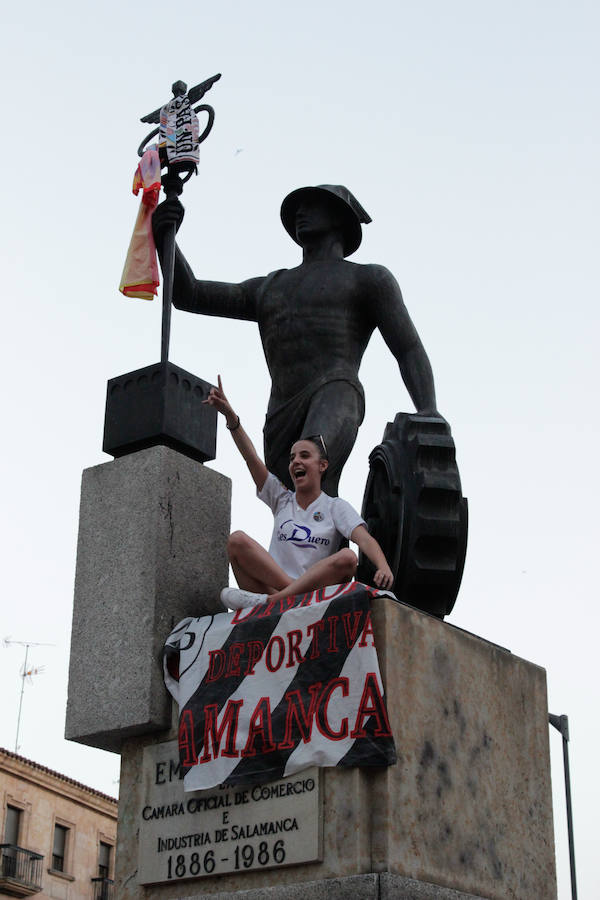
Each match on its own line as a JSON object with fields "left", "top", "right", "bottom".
{"left": 306, "top": 434, "right": 328, "bottom": 457}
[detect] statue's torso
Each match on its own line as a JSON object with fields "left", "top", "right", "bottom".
{"left": 257, "top": 260, "right": 375, "bottom": 405}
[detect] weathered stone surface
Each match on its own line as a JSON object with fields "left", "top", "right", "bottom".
{"left": 178, "top": 873, "right": 488, "bottom": 899}
{"left": 115, "top": 598, "right": 556, "bottom": 899}
{"left": 65, "top": 447, "right": 230, "bottom": 753}
{"left": 184, "top": 873, "right": 380, "bottom": 899}
{"left": 369, "top": 602, "right": 557, "bottom": 900}
{"left": 379, "top": 873, "right": 488, "bottom": 899}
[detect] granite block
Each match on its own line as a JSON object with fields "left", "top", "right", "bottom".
{"left": 369, "top": 601, "right": 557, "bottom": 900}
{"left": 180, "top": 873, "right": 488, "bottom": 899}
{"left": 65, "top": 446, "right": 231, "bottom": 752}
{"left": 115, "top": 598, "right": 555, "bottom": 899}
{"left": 379, "top": 873, "right": 488, "bottom": 899}
{"left": 183, "top": 873, "right": 380, "bottom": 899}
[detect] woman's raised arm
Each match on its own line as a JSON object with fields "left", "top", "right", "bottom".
{"left": 204, "top": 376, "right": 269, "bottom": 491}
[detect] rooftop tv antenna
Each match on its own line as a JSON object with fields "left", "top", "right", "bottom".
{"left": 3, "top": 637, "right": 54, "bottom": 753}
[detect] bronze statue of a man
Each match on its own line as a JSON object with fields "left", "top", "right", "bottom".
{"left": 153, "top": 185, "right": 439, "bottom": 495}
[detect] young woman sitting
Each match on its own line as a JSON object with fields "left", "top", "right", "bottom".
{"left": 204, "top": 377, "right": 394, "bottom": 609}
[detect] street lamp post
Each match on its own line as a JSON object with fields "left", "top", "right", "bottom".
{"left": 549, "top": 712, "right": 577, "bottom": 900}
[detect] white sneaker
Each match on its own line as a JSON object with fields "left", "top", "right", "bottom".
{"left": 220, "top": 587, "right": 268, "bottom": 610}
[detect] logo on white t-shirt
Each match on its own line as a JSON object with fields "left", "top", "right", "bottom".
{"left": 278, "top": 519, "right": 330, "bottom": 549}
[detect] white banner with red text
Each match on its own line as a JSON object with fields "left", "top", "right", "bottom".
{"left": 163, "top": 582, "right": 397, "bottom": 792}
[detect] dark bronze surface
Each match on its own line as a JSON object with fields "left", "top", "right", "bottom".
{"left": 140, "top": 74, "right": 221, "bottom": 124}
{"left": 357, "top": 413, "right": 468, "bottom": 617}
{"left": 152, "top": 184, "right": 468, "bottom": 610}
{"left": 152, "top": 186, "right": 439, "bottom": 496}
{"left": 103, "top": 362, "right": 217, "bottom": 463}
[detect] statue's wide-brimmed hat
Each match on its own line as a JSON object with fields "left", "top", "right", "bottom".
{"left": 280, "top": 184, "right": 372, "bottom": 257}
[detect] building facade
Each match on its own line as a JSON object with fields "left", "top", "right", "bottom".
{"left": 0, "top": 748, "right": 117, "bottom": 899}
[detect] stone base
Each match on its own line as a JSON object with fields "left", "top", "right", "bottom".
{"left": 115, "top": 598, "right": 556, "bottom": 900}
{"left": 180, "top": 872, "right": 488, "bottom": 899}
{"left": 65, "top": 446, "right": 231, "bottom": 753}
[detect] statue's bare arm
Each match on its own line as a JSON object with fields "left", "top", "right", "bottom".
{"left": 171, "top": 246, "right": 262, "bottom": 322}
{"left": 367, "top": 265, "right": 439, "bottom": 415}
{"left": 152, "top": 197, "right": 261, "bottom": 322}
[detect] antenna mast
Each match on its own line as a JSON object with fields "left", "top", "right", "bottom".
{"left": 3, "top": 638, "right": 54, "bottom": 753}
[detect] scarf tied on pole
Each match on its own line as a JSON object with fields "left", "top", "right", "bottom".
{"left": 119, "top": 147, "right": 161, "bottom": 300}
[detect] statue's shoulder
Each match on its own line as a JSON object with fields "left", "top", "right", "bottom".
{"left": 265, "top": 267, "right": 289, "bottom": 279}
{"left": 352, "top": 262, "right": 397, "bottom": 285}
{"left": 260, "top": 267, "right": 290, "bottom": 289}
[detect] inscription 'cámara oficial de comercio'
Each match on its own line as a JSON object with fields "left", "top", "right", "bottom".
{"left": 137, "top": 741, "right": 322, "bottom": 885}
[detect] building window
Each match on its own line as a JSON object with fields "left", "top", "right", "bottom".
{"left": 98, "top": 841, "right": 112, "bottom": 878}
{"left": 52, "top": 823, "right": 68, "bottom": 872}
{"left": 2, "top": 805, "right": 22, "bottom": 877}
{"left": 3, "top": 805, "right": 21, "bottom": 845}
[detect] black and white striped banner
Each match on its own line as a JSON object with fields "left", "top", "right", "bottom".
{"left": 164, "top": 582, "right": 396, "bottom": 792}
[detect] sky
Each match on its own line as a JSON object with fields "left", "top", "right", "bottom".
{"left": 1, "top": 0, "right": 598, "bottom": 895}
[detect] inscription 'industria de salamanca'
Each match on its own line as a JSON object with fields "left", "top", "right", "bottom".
{"left": 157, "top": 816, "right": 299, "bottom": 852}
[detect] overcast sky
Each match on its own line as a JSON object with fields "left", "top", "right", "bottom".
{"left": 1, "top": 1, "right": 598, "bottom": 895}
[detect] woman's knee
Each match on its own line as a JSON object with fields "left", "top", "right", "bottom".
{"left": 335, "top": 548, "right": 357, "bottom": 580}
{"left": 227, "top": 530, "right": 252, "bottom": 560}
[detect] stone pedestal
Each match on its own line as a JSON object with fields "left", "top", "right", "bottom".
{"left": 115, "top": 598, "right": 556, "bottom": 900}
{"left": 65, "top": 446, "right": 231, "bottom": 753}
{"left": 369, "top": 602, "right": 556, "bottom": 897}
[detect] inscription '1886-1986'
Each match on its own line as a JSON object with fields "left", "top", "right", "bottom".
{"left": 164, "top": 837, "right": 287, "bottom": 880}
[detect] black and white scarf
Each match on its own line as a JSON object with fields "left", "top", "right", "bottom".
{"left": 164, "top": 582, "right": 396, "bottom": 792}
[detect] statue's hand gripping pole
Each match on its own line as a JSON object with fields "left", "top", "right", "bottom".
{"left": 138, "top": 75, "right": 221, "bottom": 363}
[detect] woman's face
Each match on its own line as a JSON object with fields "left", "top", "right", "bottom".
{"left": 289, "top": 440, "right": 327, "bottom": 489}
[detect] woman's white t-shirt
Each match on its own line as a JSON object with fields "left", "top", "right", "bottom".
{"left": 258, "top": 473, "right": 366, "bottom": 579}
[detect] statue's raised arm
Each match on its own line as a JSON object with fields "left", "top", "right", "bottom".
{"left": 152, "top": 197, "right": 262, "bottom": 323}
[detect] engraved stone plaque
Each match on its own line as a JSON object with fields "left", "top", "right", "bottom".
{"left": 138, "top": 740, "right": 322, "bottom": 885}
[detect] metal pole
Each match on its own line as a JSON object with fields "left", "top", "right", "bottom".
{"left": 549, "top": 713, "right": 577, "bottom": 900}
{"left": 138, "top": 77, "right": 221, "bottom": 364}
{"left": 160, "top": 219, "right": 176, "bottom": 363}
{"left": 159, "top": 173, "right": 185, "bottom": 364}
{"left": 14, "top": 644, "right": 29, "bottom": 753}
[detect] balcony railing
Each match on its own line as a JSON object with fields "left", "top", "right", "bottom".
{"left": 0, "top": 844, "right": 43, "bottom": 896}
{"left": 91, "top": 876, "right": 115, "bottom": 900}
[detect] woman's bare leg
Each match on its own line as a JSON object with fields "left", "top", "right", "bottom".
{"left": 266, "top": 548, "right": 357, "bottom": 603}
{"left": 227, "top": 531, "right": 292, "bottom": 594}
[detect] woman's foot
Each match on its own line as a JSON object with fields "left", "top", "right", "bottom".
{"left": 220, "top": 587, "right": 268, "bottom": 610}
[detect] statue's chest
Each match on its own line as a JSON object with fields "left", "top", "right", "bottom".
{"left": 258, "top": 268, "right": 355, "bottom": 328}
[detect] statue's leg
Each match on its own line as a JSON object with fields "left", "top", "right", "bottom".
{"left": 301, "top": 382, "right": 363, "bottom": 497}
{"left": 264, "top": 407, "right": 300, "bottom": 491}
{"left": 266, "top": 445, "right": 294, "bottom": 491}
